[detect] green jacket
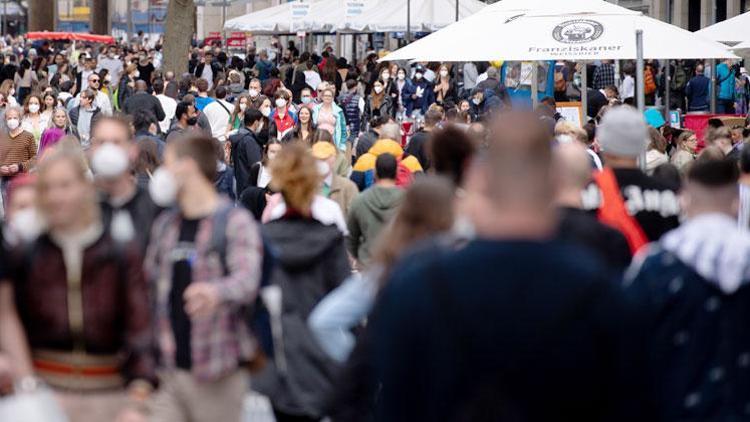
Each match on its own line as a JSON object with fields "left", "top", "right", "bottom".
{"left": 346, "top": 185, "right": 404, "bottom": 267}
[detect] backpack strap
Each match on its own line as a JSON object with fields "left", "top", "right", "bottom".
{"left": 208, "top": 203, "right": 234, "bottom": 276}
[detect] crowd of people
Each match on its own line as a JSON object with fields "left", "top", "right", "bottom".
{"left": 0, "top": 33, "right": 749, "bottom": 422}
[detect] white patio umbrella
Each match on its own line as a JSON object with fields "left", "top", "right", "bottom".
{"left": 345, "top": 0, "right": 487, "bottom": 32}
{"left": 696, "top": 11, "right": 750, "bottom": 45}
{"left": 308, "top": 0, "right": 383, "bottom": 32}
{"left": 382, "top": 8, "right": 737, "bottom": 62}
{"left": 224, "top": 0, "right": 324, "bottom": 34}
{"left": 224, "top": 0, "right": 385, "bottom": 34}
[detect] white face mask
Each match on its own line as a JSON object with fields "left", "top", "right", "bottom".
{"left": 261, "top": 107, "right": 271, "bottom": 118}
{"left": 6, "top": 118, "right": 20, "bottom": 130}
{"left": 249, "top": 88, "right": 259, "bottom": 98}
{"left": 381, "top": 72, "right": 390, "bottom": 80}
{"left": 397, "top": 73, "right": 406, "bottom": 81}
{"left": 91, "top": 143, "right": 130, "bottom": 179}
{"left": 275, "top": 98, "right": 287, "bottom": 108}
{"left": 472, "top": 97, "right": 482, "bottom": 105}
{"left": 239, "top": 103, "right": 247, "bottom": 112}
{"left": 373, "top": 85, "right": 383, "bottom": 94}
{"left": 28, "top": 104, "right": 40, "bottom": 114}
{"left": 7, "top": 207, "right": 46, "bottom": 245}
{"left": 415, "top": 72, "right": 423, "bottom": 80}
{"left": 148, "top": 167, "right": 178, "bottom": 207}
{"left": 440, "top": 70, "right": 449, "bottom": 77}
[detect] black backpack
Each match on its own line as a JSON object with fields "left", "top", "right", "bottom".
{"left": 207, "top": 204, "right": 277, "bottom": 359}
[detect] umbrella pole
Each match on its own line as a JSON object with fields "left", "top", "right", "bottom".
{"left": 664, "top": 59, "right": 671, "bottom": 123}
{"left": 636, "top": 29, "right": 646, "bottom": 170}
{"left": 531, "top": 61, "right": 538, "bottom": 110}
{"left": 710, "top": 59, "right": 717, "bottom": 114}
{"left": 406, "top": 0, "right": 411, "bottom": 44}
{"left": 581, "top": 61, "right": 588, "bottom": 122}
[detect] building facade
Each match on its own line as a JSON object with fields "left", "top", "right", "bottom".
{"left": 45, "top": 0, "right": 750, "bottom": 38}
{"left": 623, "top": 0, "right": 749, "bottom": 30}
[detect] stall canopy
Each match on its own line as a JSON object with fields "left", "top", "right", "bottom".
{"left": 381, "top": 0, "right": 735, "bottom": 61}
{"left": 344, "top": 0, "right": 487, "bottom": 32}
{"left": 696, "top": 11, "right": 750, "bottom": 45}
{"left": 26, "top": 31, "right": 115, "bottom": 44}
{"left": 224, "top": 0, "right": 383, "bottom": 34}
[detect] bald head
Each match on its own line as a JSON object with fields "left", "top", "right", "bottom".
{"left": 554, "top": 141, "right": 593, "bottom": 200}
{"left": 135, "top": 80, "right": 148, "bottom": 92}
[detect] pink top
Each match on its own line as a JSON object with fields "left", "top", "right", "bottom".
{"left": 317, "top": 106, "right": 336, "bottom": 135}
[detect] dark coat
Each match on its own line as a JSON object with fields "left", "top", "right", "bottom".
{"left": 254, "top": 218, "right": 351, "bottom": 418}
{"left": 625, "top": 244, "right": 750, "bottom": 422}
{"left": 122, "top": 91, "right": 166, "bottom": 122}
{"left": 371, "top": 239, "right": 644, "bottom": 421}
{"left": 229, "top": 128, "right": 263, "bottom": 197}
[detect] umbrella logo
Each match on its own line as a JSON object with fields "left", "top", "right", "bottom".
{"left": 552, "top": 19, "right": 604, "bottom": 44}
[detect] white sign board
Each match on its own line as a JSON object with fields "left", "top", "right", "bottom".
{"left": 556, "top": 102, "right": 584, "bottom": 127}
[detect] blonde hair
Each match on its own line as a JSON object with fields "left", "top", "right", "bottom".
{"left": 269, "top": 143, "right": 321, "bottom": 215}
{"left": 35, "top": 143, "right": 98, "bottom": 227}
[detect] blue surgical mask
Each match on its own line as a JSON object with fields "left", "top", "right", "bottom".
{"left": 301, "top": 97, "right": 312, "bottom": 104}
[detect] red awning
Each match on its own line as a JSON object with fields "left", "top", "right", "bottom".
{"left": 25, "top": 32, "right": 115, "bottom": 44}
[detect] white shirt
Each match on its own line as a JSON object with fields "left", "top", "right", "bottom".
{"left": 98, "top": 57, "right": 123, "bottom": 86}
{"left": 156, "top": 94, "right": 177, "bottom": 133}
{"left": 95, "top": 90, "right": 113, "bottom": 116}
{"left": 198, "top": 65, "right": 213, "bottom": 90}
{"left": 620, "top": 75, "right": 635, "bottom": 100}
{"left": 80, "top": 69, "right": 94, "bottom": 91}
{"left": 202, "top": 99, "right": 233, "bottom": 142}
{"left": 304, "top": 70, "right": 322, "bottom": 90}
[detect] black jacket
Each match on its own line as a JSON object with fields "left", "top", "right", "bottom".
{"left": 254, "top": 218, "right": 350, "bottom": 418}
{"left": 229, "top": 128, "right": 263, "bottom": 197}
{"left": 122, "top": 91, "right": 166, "bottom": 122}
{"left": 557, "top": 207, "right": 631, "bottom": 273}
{"left": 405, "top": 129, "right": 431, "bottom": 170}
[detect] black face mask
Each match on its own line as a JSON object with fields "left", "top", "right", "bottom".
{"left": 187, "top": 117, "right": 198, "bottom": 126}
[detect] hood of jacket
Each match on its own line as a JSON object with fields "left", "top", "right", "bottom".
{"left": 661, "top": 213, "right": 750, "bottom": 294}
{"left": 263, "top": 218, "right": 343, "bottom": 270}
{"left": 360, "top": 186, "right": 403, "bottom": 223}
{"left": 229, "top": 83, "right": 245, "bottom": 95}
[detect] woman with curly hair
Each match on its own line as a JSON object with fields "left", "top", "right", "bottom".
{"left": 254, "top": 143, "right": 351, "bottom": 422}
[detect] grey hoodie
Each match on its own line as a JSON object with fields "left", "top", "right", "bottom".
{"left": 346, "top": 185, "right": 404, "bottom": 266}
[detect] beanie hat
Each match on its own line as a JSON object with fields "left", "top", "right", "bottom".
{"left": 597, "top": 106, "right": 648, "bottom": 158}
